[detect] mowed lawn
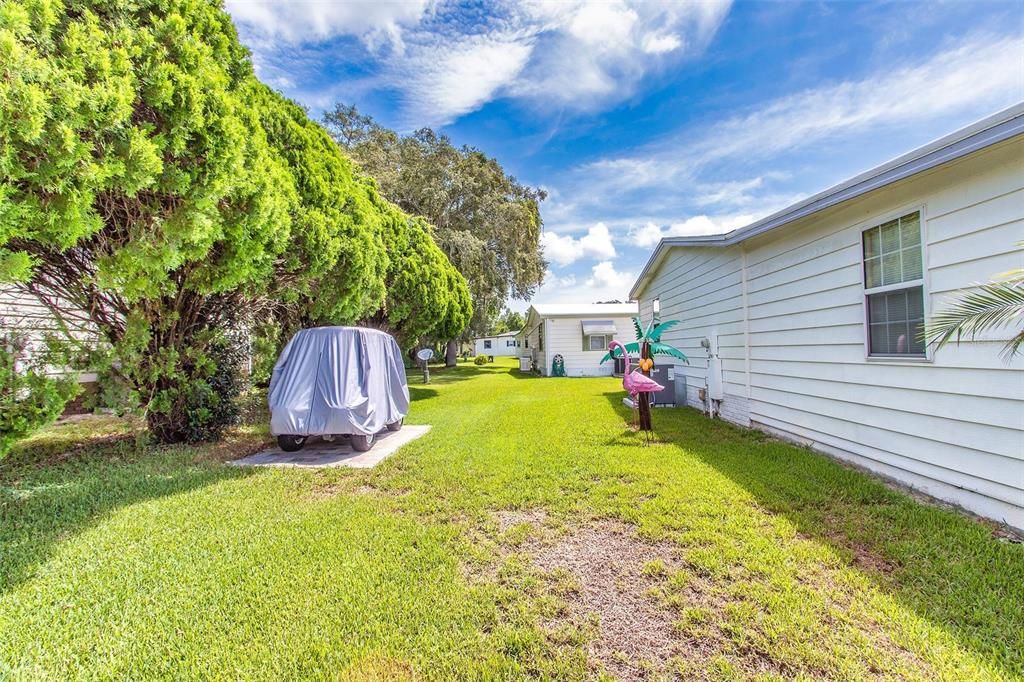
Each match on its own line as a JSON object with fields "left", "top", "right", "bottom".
{"left": 1, "top": 359, "right": 1021, "bottom": 681}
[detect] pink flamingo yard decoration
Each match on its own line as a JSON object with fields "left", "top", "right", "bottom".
{"left": 608, "top": 340, "right": 664, "bottom": 437}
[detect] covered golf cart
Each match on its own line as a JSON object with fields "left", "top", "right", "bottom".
{"left": 268, "top": 327, "right": 410, "bottom": 452}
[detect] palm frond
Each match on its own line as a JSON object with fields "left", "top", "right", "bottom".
{"left": 600, "top": 341, "right": 641, "bottom": 363}
{"left": 925, "top": 280, "right": 1024, "bottom": 359}
{"left": 649, "top": 342, "right": 688, "bottom": 362}
{"left": 649, "top": 319, "right": 680, "bottom": 342}
{"left": 643, "top": 317, "right": 656, "bottom": 340}
{"left": 631, "top": 316, "right": 644, "bottom": 341}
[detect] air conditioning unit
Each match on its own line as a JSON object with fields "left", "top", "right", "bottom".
{"left": 649, "top": 365, "right": 679, "bottom": 407}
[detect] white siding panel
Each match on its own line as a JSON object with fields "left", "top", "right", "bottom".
{"left": 637, "top": 137, "right": 1024, "bottom": 529}
{"left": 754, "top": 414, "right": 1024, "bottom": 530}
{"left": 750, "top": 372, "right": 1022, "bottom": 432}
{"left": 749, "top": 386, "right": 1021, "bottom": 460}
{"left": 746, "top": 268, "right": 861, "bottom": 308}
{"left": 927, "top": 220, "right": 1022, "bottom": 269}
{"left": 641, "top": 247, "right": 749, "bottom": 425}
{"left": 543, "top": 316, "right": 635, "bottom": 377}
{"left": 927, "top": 188, "right": 1024, "bottom": 243}
{"left": 0, "top": 287, "right": 100, "bottom": 380}
{"left": 749, "top": 405, "right": 1022, "bottom": 500}
{"left": 929, "top": 249, "right": 1023, "bottom": 295}
{"left": 750, "top": 359, "right": 1023, "bottom": 400}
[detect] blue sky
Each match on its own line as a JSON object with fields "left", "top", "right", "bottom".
{"left": 227, "top": 0, "right": 1024, "bottom": 310}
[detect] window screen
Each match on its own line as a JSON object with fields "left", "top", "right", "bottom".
{"left": 862, "top": 212, "right": 925, "bottom": 357}
{"left": 867, "top": 287, "right": 925, "bottom": 355}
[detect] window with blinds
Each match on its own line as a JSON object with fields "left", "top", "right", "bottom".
{"left": 862, "top": 211, "right": 926, "bottom": 357}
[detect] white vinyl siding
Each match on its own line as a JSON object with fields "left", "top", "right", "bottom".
{"left": 473, "top": 336, "right": 519, "bottom": 356}
{"left": 637, "top": 137, "right": 1024, "bottom": 529}
{"left": 637, "top": 247, "right": 748, "bottom": 421}
{"left": 0, "top": 287, "right": 100, "bottom": 381}
{"left": 533, "top": 316, "right": 635, "bottom": 376}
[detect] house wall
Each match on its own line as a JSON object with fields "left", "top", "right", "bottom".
{"left": 638, "top": 138, "right": 1024, "bottom": 529}
{"left": 520, "top": 321, "right": 545, "bottom": 373}
{"left": 0, "top": 286, "right": 99, "bottom": 382}
{"left": 473, "top": 336, "right": 519, "bottom": 356}
{"left": 543, "top": 316, "right": 636, "bottom": 377}
{"left": 638, "top": 247, "right": 749, "bottom": 422}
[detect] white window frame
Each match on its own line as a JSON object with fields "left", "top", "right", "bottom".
{"left": 483, "top": 339, "right": 492, "bottom": 350}
{"left": 860, "top": 204, "right": 931, "bottom": 363}
{"left": 587, "top": 334, "right": 607, "bottom": 351}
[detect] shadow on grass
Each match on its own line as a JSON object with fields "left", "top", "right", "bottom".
{"left": 599, "top": 390, "right": 1024, "bottom": 678}
{"left": 408, "top": 362, "right": 491, "bottom": 387}
{"left": 410, "top": 360, "right": 534, "bottom": 387}
{"left": 409, "top": 386, "right": 439, "bottom": 402}
{"left": 0, "top": 418, "right": 258, "bottom": 596}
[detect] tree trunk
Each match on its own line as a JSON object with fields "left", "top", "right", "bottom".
{"left": 445, "top": 339, "right": 458, "bottom": 367}
{"left": 639, "top": 341, "right": 652, "bottom": 431}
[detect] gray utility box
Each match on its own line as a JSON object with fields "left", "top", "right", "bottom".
{"left": 649, "top": 365, "right": 686, "bottom": 407}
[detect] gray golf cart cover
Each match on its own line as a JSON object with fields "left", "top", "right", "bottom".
{"left": 269, "top": 327, "right": 410, "bottom": 437}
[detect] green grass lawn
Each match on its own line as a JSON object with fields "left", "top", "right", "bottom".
{"left": 2, "top": 358, "right": 1021, "bottom": 680}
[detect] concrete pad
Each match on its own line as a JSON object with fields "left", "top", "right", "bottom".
{"left": 231, "top": 425, "right": 431, "bottom": 469}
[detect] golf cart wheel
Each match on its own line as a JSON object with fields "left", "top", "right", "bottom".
{"left": 351, "top": 432, "right": 375, "bottom": 452}
{"left": 386, "top": 418, "right": 404, "bottom": 432}
{"left": 277, "top": 435, "right": 307, "bottom": 452}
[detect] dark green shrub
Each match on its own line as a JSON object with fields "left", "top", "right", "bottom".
{"left": 0, "top": 331, "right": 79, "bottom": 457}
{"left": 148, "top": 333, "right": 247, "bottom": 443}
{"left": 473, "top": 354, "right": 488, "bottom": 366}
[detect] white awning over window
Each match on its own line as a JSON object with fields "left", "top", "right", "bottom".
{"left": 581, "top": 320, "right": 617, "bottom": 335}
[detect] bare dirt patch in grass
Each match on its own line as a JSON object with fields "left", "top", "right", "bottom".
{"left": 528, "top": 520, "right": 687, "bottom": 680}
{"left": 493, "top": 508, "right": 549, "bottom": 532}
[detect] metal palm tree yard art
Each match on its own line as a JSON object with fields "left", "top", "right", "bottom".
{"left": 601, "top": 313, "right": 688, "bottom": 432}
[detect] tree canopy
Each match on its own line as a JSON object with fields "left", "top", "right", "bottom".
{"left": 492, "top": 309, "right": 525, "bottom": 335}
{"left": 249, "top": 84, "right": 471, "bottom": 347}
{"left": 322, "top": 105, "right": 546, "bottom": 343}
{"left": 0, "top": 0, "right": 470, "bottom": 442}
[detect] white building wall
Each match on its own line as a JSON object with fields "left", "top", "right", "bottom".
{"left": 544, "top": 316, "right": 637, "bottom": 377}
{"left": 519, "top": 322, "right": 545, "bottom": 373}
{"left": 473, "top": 336, "right": 519, "bottom": 356}
{"left": 637, "top": 248, "right": 750, "bottom": 424}
{"left": 638, "top": 138, "right": 1024, "bottom": 529}
{"left": 0, "top": 286, "right": 99, "bottom": 381}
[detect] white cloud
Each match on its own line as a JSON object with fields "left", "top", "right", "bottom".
{"left": 580, "top": 223, "right": 617, "bottom": 260}
{"left": 541, "top": 232, "right": 581, "bottom": 266}
{"left": 529, "top": 262, "right": 635, "bottom": 305}
{"left": 225, "top": 0, "right": 430, "bottom": 46}
{"left": 699, "top": 34, "right": 1024, "bottom": 164}
{"left": 566, "top": 2, "right": 637, "bottom": 44}
{"left": 629, "top": 223, "right": 668, "bottom": 249}
{"left": 541, "top": 222, "right": 616, "bottom": 265}
{"left": 233, "top": 0, "right": 733, "bottom": 127}
{"left": 580, "top": 33, "right": 1024, "bottom": 195}
{"left": 394, "top": 34, "right": 534, "bottom": 126}
{"left": 642, "top": 33, "right": 683, "bottom": 54}
{"left": 587, "top": 260, "right": 633, "bottom": 290}
{"left": 510, "top": 0, "right": 731, "bottom": 109}
{"left": 628, "top": 214, "right": 757, "bottom": 247}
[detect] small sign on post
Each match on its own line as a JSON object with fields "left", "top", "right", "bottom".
{"left": 416, "top": 348, "right": 434, "bottom": 384}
